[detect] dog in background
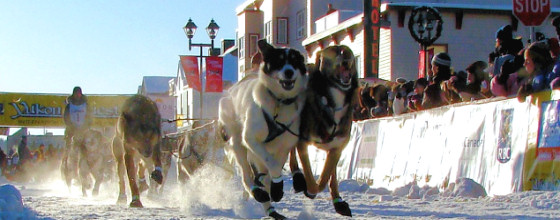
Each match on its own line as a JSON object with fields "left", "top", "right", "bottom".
{"left": 112, "top": 95, "right": 164, "bottom": 208}
{"left": 289, "top": 45, "right": 357, "bottom": 217}
{"left": 176, "top": 120, "right": 232, "bottom": 189}
{"left": 219, "top": 39, "right": 307, "bottom": 219}
{"left": 78, "top": 128, "right": 114, "bottom": 197}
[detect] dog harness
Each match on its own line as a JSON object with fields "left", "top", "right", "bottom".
{"left": 263, "top": 89, "right": 300, "bottom": 143}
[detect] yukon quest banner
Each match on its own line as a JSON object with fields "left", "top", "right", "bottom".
{"left": 0, "top": 93, "right": 132, "bottom": 127}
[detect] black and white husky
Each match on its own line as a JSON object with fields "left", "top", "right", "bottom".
{"left": 219, "top": 39, "right": 307, "bottom": 219}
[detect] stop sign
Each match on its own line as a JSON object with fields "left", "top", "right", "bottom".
{"left": 513, "top": 0, "right": 551, "bottom": 26}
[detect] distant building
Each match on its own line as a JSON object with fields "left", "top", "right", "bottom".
{"left": 139, "top": 76, "right": 177, "bottom": 135}
{"left": 235, "top": 0, "right": 560, "bottom": 81}
{"left": 172, "top": 39, "right": 237, "bottom": 131}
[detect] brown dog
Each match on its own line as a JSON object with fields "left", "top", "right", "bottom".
{"left": 112, "top": 95, "right": 163, "bottom": 207}
{"left": 289, "top": 45, "right": 357, "bottom": 217}
{"left": 78, "top": 128, "right": 114, "bottom": 197}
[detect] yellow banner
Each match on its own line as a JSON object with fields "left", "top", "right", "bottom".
{"left": 0, "top": 92, "right": 133, "bottom": 128}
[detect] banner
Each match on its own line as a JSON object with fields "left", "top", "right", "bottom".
{"left": 0, "top": 93, "right": 132, "bottom": 127}
{"left": 536, "top": 99, "right": 560, "bottom": 160}
{"left": 205, "top": 56, "right": 223, "bottom": 92}
{"left": 309, "top": 97, "right": 535, "bottom": 196}
{"left": 180, "top": 56, "right": 201, "bottom": 91}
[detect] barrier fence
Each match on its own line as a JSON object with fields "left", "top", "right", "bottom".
{"left": 307, "top": 90, "right": 560, "bottom": 196}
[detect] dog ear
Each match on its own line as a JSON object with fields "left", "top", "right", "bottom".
{"left": 258, "top": 39, "right": 274, "bottom": 58}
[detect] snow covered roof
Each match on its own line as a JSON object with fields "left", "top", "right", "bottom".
{"left": 141, "top": 76, "right": 174, "bottom": 94}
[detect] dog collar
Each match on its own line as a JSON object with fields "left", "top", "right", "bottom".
{"left": 267, "top": 89, "right": 298, "bottom": 105}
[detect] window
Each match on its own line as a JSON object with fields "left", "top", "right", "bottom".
{"left": 249, "top": 34, "right": 259, "bottom": 56}
{"left": 296, "top": 10, "right": 306, "bottom": 39}
{"left": 277, "top": 17, "right": 288, "bottom": 44}
{"left": 264, "top": 21, "right": 272, "bottom": 43}
{"left": 238, "top": 36, "right": 245, "bottom": 59}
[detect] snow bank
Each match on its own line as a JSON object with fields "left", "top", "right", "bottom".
{"left": 0, "top": 184, "right": 36, "bottom": 219}
{"left": 443, "top": 177, "right": 487, "bottom": 198}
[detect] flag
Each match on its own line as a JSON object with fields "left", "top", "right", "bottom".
{"left": 205, "top": 56, "right": 223, "bottom": 92}
{"left": 180, "top": 56, "right": 201, "bottom": 91}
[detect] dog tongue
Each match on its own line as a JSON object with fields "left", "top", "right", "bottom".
{"left": 340, "top": 69, "right": 351, "bottom": 83}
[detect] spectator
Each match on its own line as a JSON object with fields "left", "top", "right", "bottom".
{"left": 430, "top": 52, "right": 452, "bottom": 84}
{"left": 443, "top": 70, "right": 467, "bottom": 104}
{"left": 518, "top": 42, "right": 555, "bottom": 102}
{"left": 17, "top": 136, "right": 32, "bottom": 171}
{"left": 463, "top": 61, "right": 491, "bottom": 100}
{"left": 35, "top": 144, "right": 46, "bottom": 162}
{"left": 408, "top": 78, "right": 428, "bottom": 111}
{"left": 0, "top": 147, "right": 6, "bottom": 173}
{"left": 490, "top": 25, "right": 524, "bottom": 78}
{"left": 392, "top": 79, "right": 414, "bottom": 115}
{"left": 550, "top": 16, "right": 560, "bottom": 89}
{"left": 422, "top": 82, "right": 448, "bottom": 109}
{"left": 491, "top": 53, "right": 526, "bottom": 97}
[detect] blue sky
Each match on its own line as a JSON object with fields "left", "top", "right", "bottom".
{"left": 0, "top": 1, "right": 245, "bottom": 95}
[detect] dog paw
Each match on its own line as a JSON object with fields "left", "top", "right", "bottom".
{"left": 304, "top": 191, "right": 317, "bottom": 199}
{"left": 116, "top": 194, "right": 127, "bottom": 205}
{"left": 150, "top": 169, "right": 163, "bottom": 184}
{"left": 267, "top": 207, "right": 287, "bottom": 220}
{"left": 138, "top": 179, "right": 149, "bottom": 193}
{"left": 129, "top": 199, "right": 143, "bottom": 208}
{"left": 292, "top": 170, "right": 306, "bottom": 193}
{"left": 251, "top": 186, "right": 270, "bottom": 203}
{"left": 270, "top": 181, "right": 283, "bottom": 202}
{"left": 333, "top": 198, "right": 352, "bottom": 217}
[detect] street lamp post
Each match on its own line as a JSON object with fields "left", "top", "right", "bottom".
{"left": 183, "top": 18, "right": 220, "bottom": 119}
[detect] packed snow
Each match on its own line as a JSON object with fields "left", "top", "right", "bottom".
{"left": 1, "top": 161, "right": 560, "bottom": 220}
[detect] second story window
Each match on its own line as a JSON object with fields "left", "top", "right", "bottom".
{"left": 249, "top": 34, "right": 259, "bottom": 56}
{"left": 265, "top": 21, "right": 272, "bottom": 43}
{"left": 238, "top": 36, "right": 245, "bottom": 59}
{"left": 296, "top": 10, "right": 306, "bottom": 39}
{"left": 277, "top": 18, "right": 288, "bottom": 44}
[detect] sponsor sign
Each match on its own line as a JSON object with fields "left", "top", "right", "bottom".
{"left": 0, "top": 93, "right": 131, "bottom": 127}
{"left": 536, "top": 99, "right": 560, "bottom": 160}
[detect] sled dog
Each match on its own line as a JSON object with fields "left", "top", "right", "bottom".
{"left": 112, "top": 95, "right": 164, "bottom": 208}
{"left": 78, "top": 128, "right": 114, "bottom": 197}
{"left": 219, "top": 39, "right": 307, "bottom": 219}
{"left": 176, "top": 120, "right": 232, "bottom": 187}
{"left": 289, "top": 45, "right": 358, "bottom": 217}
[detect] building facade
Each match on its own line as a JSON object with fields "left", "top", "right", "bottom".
{"left": 235, "top": 0, "right": 560, "bottom": 82}
{"left": 139, "top": 76, "right": 177, "bottom": 135}
{"left": 172, "top": 40, "right": 237, "bottom": 131}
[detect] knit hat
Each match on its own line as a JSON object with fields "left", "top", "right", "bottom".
{"left": 553, "top": 16, "right": 560, "bottom": 29}
{"left": 495, "top": 25, "right": 513, "bottom": 41}
{"left": 431, "top": 52, "right": 451, "bottom": 67}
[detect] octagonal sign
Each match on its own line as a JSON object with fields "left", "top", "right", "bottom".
{"left": 513, "top": 0, "right": 551, "bottom": 26}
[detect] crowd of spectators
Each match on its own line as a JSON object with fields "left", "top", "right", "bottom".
{"left": 354, "top": 16, "right": 560, "bottom": 121}
{"left": 0, "top": 136, "right": 63, "bottom": 182}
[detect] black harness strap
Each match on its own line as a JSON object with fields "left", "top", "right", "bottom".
{"left": 171, "top": 146, "right": 204, "bottom": 164}
{"left": 262, "top": 90, "right": 300, "bottom": 143}
{"left": 263, "top": 109, "right": 299, "bottom": 143}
